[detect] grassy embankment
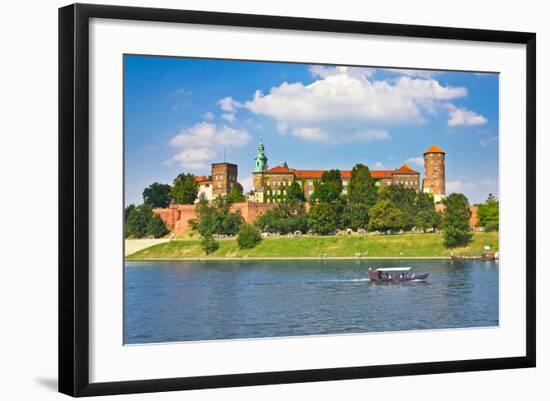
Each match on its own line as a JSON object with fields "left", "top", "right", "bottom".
{"left": 126, "top": 232, "right": 498, "bottom": 260}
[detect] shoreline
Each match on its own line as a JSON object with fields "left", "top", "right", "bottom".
{"left": 125, "top": 256, "right": 456, "bottom": 261}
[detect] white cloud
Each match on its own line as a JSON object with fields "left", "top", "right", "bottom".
{"left": 291, "top": 127, "right": 389, "bottom": 143}
{"left": 346, "top": 129, "right": 390, "bottom": 142}
{"left": 374, "top": 161, "right": 385, "bottom": 169}
{"left": 447, "top": 104, "right": 488, "bottom": 126}
{"left": 243, "top": 68, "right": 467, "bottom": 142}
{"left": 406, "top": 157, "right": 424, "bottom": 167}
{"left": 276, "top": 122, "right": 289, "bottom": 134}
{"left": 240, "top": 176, "right": 254, "bottom": 193}
{"left": 171, "top": 147, "right": 216, "bottom": 169}
{"left": 446, "top": 178, "right": 499, "bottom": 204}
{"left": 222, "top": 113, "right": 236, "bottom": 123}
{"left": 170, "top": 122, "right": 250, "bottom": 148}
{"left": 309, "top": 65, "right": 374, "bottom": 79}
{"left": 384, "top": 68, "right": 441, "bottom": 79}
{"left": 218, "top": 97, "right": 242, "bottom": 112}
{"left": 447, "top": 180, "right": 477, "bottom": 193}
{"left": 202, "top": 111, "right": 214, "bottom": 120}
{"left": 167, "top": 122, "right": 251, "bottom": 169}
{"left": 246, "top": 70, "right": 466, "bottom": 125}
{"left": 292, "top": 127, "right": 330, "bottom": 141}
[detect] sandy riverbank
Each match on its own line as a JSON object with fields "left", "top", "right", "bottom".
{"left": 125, "top": 239, "right": 170, "bottom": 256}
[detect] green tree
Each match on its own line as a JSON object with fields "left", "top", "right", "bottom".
{"left": 125, "top": 204, "right": 152, "bottom": 238}
{"left": 287, "top": 181, "right": 306, "bottom": 202}
{"left": 477, "top": 193, "right": 499, "bottom": 231}
{"left": 341, "top": 202, "right": 370, "bottom": 230}
{"left": 368, "top": 199, "right": 403, "bottom": 232}
{"left": 227, "top": 182, "right": 246, "bottom": 203}
{"left": 414, "top": 192, "right": 441, "bottom": 232}
{"left": 201, "top": 232, "right": 219, "bottom": 255}
{"left": 308, "top": 202, "right": 338, "bottom": 235}
{"left": 415, "top": 191, "right": 435, "bottom": 211}
{"left": 312, "top": 170, "right": 342, "bottom": 203}
{"left": 169, "top": 173, "right": 198, "bottom": 204}
{"left": 348, "top": 163, "right": 378, "bottom": 207}
{"left": 124, "top": 204, "right": 169, "bottom": 238}
{"left": 256, "top": 201, "right": 308, "bottom": 234}
{"left": 147, "top": 214, "right": 169, "bottom": 238}
{"left": 443, "top": 193, "right": 473, "bottom": 248}
{"left": 124, "top": 204, "right": 136, "bottom": 222}
{"left": 378, "top": 185, "right": 417, "bottom": 230}
{"left": 142, "top": 182, "right": 172, "bottom": 208}
{"left": 237, "top": 224, "right": 262, "bottom": 249}
{"left": 414, "top": 209, "right": 442, "bottom": 232}
{"left": 195, "top": 196, "right": 243, "bottom": 237}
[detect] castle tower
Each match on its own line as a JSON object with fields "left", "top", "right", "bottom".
{"left": 254, "top": 139, "right": 268, "bottom": 173}
{"left": 253, "top": 139, "right": 268, "bottom": 191}
{"left": 211, "top": 162, "right": 238, "bottom": 197}
{"left": 422, "top": 145, "right": 445, "bottom": 202}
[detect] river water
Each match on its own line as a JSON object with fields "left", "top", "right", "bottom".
{"left": 124, "top": 259, "right": 498, "bottom": 344}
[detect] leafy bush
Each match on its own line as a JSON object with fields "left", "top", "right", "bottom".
{"left": 195, "top": 197, "right": 243, "bottom": 237}
{"left": 201, "top": 233, "right": 219, "bottom": 255}
{"left": 227, "top": 182, "right": 246, "bottom": 203}
{"left": 237, "top": 224, "right": 262, "bottom": 249}
{"left": 147, "top": 214, "right": 169, "bottom": 238}
{"left": 255, "top": 202, "right": 308, "bottom": 234}
{"left": 477, "top": 193, "right": 499, "bottom": 231}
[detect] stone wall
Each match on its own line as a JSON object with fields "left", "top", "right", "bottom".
{"left": 156, "top": 201, "right": 479, "bottom": 235}
{"left": 153, "top": 201, "right": 278, "bottom": 235}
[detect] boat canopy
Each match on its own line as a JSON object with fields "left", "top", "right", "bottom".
{"left": 375, "top": 267, "right": 412, "bottom": 272}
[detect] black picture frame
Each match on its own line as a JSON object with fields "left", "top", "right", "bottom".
{"left": 59, "top": 3, "right": 536, "bottom": 397}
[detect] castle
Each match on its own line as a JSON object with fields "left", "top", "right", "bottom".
{"left": 154, "top": 142, "right": 450, "bottom": 234}
{"left": 250, "top": 140, "right": 446, "bottom": 203}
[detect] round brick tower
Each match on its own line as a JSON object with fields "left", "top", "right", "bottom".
{"left": 422, "top": 145, "right": 446, "bottom": 202}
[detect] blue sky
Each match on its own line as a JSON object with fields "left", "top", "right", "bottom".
{"left": 124, "top": 55, "right": 499, "bottom": 205}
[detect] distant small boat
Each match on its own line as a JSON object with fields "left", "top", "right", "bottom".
{"left": 368, "top": 267, "right": 429, "bottom": 283}
{"left": 451, "top": 252, "right": 496, "bottom": 261}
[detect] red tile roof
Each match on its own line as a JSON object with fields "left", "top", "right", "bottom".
{"left": 394, "top": 163, "right": 418, "bottom": 173}
{"left": 370, "top": 170, "right": 394, "bottom": 178}
{"left": 195, "top": 175, "right": 210, "bottom": 183}
{"left": 424, "top": 145, "right": 445, "bottom": 154}
{"left": 293, "top": 170, "right": 352, "bottom": 179}
{"left": 264, "top": 165, "right": 418, "bottom": 180}
{"left": 266, "top": 166, "right": 294, "bottom": 174}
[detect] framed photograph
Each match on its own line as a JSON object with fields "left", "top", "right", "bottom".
{"left": 59, "top": 3, "right": 536, "bottom": 397}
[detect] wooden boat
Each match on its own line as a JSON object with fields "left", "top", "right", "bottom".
{"left": 451, "top": 252, "right": 496, "bottom": 261}
{"left": 368, "top": 267, "right": 429, "bottom": 282}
